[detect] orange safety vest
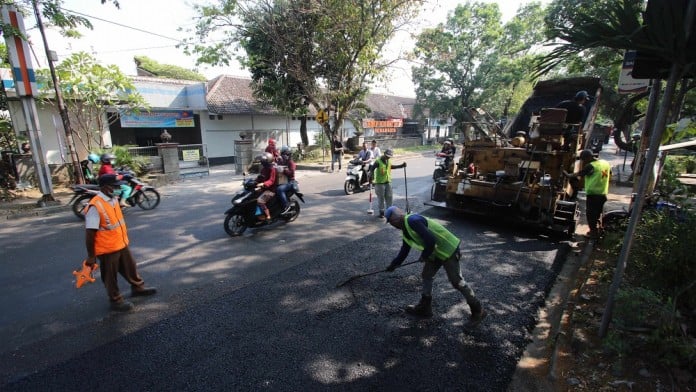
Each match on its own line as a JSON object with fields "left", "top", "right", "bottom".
{"left": 87, "top": 197, "right": 129, "bottom": 255}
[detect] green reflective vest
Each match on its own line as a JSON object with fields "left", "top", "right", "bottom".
{"left": 373, "top": 158, "right": 391, "bottom": 184}
{"left": 585, "top": 159, "right": 611, "bottom": 195}
{"left": 403, "top": 214, "right": 461, "bottom": 261}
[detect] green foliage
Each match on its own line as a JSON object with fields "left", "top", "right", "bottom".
{"left": 133, "top": 56, "right": 206, "bottom": 81}
{"left": 36, "top": 52, "right": 149, "bottom": 152}
{"left": 103, "top": 145, "right": 150, "bottom": 176}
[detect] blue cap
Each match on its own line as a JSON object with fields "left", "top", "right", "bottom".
{"left": 384, "top": 206, "right": 398, "bottom": 222}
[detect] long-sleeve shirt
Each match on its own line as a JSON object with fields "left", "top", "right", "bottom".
{"left": 391, "top": 214, "right": 436, "bottom": 265}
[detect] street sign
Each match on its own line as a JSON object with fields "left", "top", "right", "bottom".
{"left": 316, "top": 109, "right": 329, "bottom": 124}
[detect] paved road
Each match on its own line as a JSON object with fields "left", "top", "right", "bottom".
{"left": 0, "top": 153, "right": 570, "bottom": 391}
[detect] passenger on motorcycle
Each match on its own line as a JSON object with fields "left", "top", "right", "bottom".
{"left": 437, "top": 140, "right": 455, "bottom": 171}
{"left": 277, "top": 146, "right": 298, "bottom": 215}
{"left": 357, "top": 142, "right": 373, "bottom": 183}
{"left": 97, "top": 153, "right": 132, "bottom": 208}
{"left": 255, "top": 152, "right": 277, "bottom": 221}
{"left": 81, "top": 153, "right": 101, "bottom": 184}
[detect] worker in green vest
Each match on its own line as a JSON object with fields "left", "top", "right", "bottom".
{"left": 369, "top": 149, "right": 406, "bottom": 218}
{"left": 384, "top": 206, "right": 487, "bottom": 330}
{"left": 564, "top": 149, "right": 611, "bottom": 239}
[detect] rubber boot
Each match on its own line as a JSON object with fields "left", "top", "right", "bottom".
{"left": 405, "top": 294, "right": 433, "bottom": 318}
{"left": 461, "top": 285, "right": 487, "bottom": 330}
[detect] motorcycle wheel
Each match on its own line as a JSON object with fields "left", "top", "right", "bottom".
{"left": 135, "top": 188, "right": 160, "bottom": 210}
{"left": 433, "top": 168, "right": 445, "bottom": 181}
{"left": 344, "top": 180, "right": 356, "bottom": 195}
{"left": 224, "top": 213, "right": 247, "bottom": 236}
{"left": 72, "top": 194, "right": 93, "bottom": 220}
{"left": 282, "top": 200, "right": 301, "bottom": 222}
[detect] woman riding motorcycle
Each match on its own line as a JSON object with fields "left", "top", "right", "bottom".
{"left": 97, "top": 153, "right": 132, "bottom": 208}
{"left": 255, "top": 152, "right": 277, "bottom": 221}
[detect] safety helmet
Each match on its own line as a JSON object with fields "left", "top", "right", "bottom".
{"left": 443, "top": 140, "right": 452, "bottom": 145}
{"left": 100, "top": 153, "right": 116, "bottom": 164}
{"left": 280, "top": 145, "right": 291, "bottom": 155}
{"left": 87, "top": 153, "right": 100, "bottom": 164}
{"left": 257, "top": 152, "right": 274, "bottom": 166}
{"left": 579, "top": 149, "right": 594, "bottom": 161}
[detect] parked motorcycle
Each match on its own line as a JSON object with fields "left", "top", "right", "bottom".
{"left": 223, "top": 177, "right": 305, "bottom": 237}
{"left": 344, "top": 158, "right": 371, "bottom": 195}
{"left": 70, "top": 171, "right": 161, "bottom": 219}
{"left": 602, "top": 191, "right": 682, "bottom": 233}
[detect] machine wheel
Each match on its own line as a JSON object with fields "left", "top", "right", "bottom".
{"left": 224, "top": 213, "right": 247, "bottom": 236}
{"left": 72, "top": 195, "right": 93, "bottom": 220}
{"left": 344, "top": 180, "right": 356, "bottom": 195}
{"left": 282, "top": 200, "right": 301, "bottom": 222}
{"left": 432, "top": 168, "right": 445, "bottom": 181}
{"left": 135, "top": 189, "right": 160, "bottom": 210}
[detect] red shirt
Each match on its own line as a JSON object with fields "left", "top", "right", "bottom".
{"left": 98, "top": 163, "right": 116, "bottom": 177}
{"left": 257, "top": 165, "right": 277, "bottom": 191}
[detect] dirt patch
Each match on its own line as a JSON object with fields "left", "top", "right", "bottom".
{"left": 551, "top": 245, "right": 694, "bottom": 391}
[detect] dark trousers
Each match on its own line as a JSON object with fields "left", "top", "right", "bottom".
{"left": 586, "top": 194, "right": 607, "bottom": 232}
{"left": 97, "top": 246, "right": 145, "bottom": 303}
{"left": 331, "top": 153, "right": 342, "bottom": 170}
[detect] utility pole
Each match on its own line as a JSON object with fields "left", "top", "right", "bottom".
{"left": 31, "top": 0, "right": 84, "bottom": 184}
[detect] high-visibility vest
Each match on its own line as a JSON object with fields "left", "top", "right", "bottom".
{"left": 373, "top": 158, "right": 392, "bottom": 184}
{"left": 585, "top": 159, "right": 611, "bottom": 195}
{"left": 403, "top": 214, "right": 460, "bottom": 261}
{"left": 87, "top": 197, "right": 129, "bottom": 255}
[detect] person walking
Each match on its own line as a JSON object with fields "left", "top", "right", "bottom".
{"left": 383, "top": 206, "right": 486, "bottom": 330}
{"left": 369, "top": 149, "right": 406, "bottom": 218}
{"left": 564, "top": 149, "right": 611, "bottom": 239}
{"left": 331, "top": 135, "right": 344, "bottom": 172}
{"left": 84, "top": 174, "right": 156, "bottom": 312}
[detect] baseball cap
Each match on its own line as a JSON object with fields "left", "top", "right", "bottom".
{"left": 98, "top": 174, "right": 124, "bottom": 187}
{"left": 575, "top": 90, "right": 592, "bottom": 101}
{"left": 384, "top": 149, "right": 394, "bottom": 158}
{"left": 384, "top": 206, "right": 399, "bottom": 222}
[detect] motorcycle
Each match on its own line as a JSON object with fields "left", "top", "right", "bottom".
{"left": 344, "top": 158, "right": 371, "bottom": 195}
{"left": 70, "top": 171, "right": 161, "bottom": 219}
{"left": 432, "top": 153, "right": 450, "bottom": 181}
{"left": 223, "top": 177, "right": 305, "bottom": 237}
{"left": 602, "top": 191, "right": 682, "bottom": 233}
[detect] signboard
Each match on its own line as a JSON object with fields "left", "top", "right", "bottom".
{"left": 618, "top": 51, "right": 650, "bottom": 94}
{"left": 182, "top": 149, "right": 200, "bottom": 161}
{"left": 362, "top": 118, "right": 403, "bottom": 134}
{"left": 1, "top": 5, "right": 38, "bottom": 97}
{"left": 315, "top": 109, "right": 329, "bottom": 124}
{"left": 120, "top": 110, "right": 195, "bottom": 128}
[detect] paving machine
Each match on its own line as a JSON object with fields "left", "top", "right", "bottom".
{"left": 427, "top": 77, "right": 602, "bottom": 236}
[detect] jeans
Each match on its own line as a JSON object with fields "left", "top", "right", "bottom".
{"left": 374, "top": 182, "right": 393, "bottom": 213}
{"left": 277, "top": 181, "right": 293, "bottom": 208}
{"left": 332, "top": 153, "right": 342, "bottom": 170}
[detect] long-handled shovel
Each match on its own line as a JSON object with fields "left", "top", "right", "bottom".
{"left": 367, "top": 184, "right": 374, "bottom": 215}
{"left": 336, "top": 260, "right": 419, "bottom": 288}
{"left": 403, "top": 166, "right": 410, "bottom": 213}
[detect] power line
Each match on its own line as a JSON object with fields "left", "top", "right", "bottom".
{"left": 59, "top": 7, "right": 183, "bottom": 42}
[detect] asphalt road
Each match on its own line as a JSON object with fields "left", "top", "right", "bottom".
{"left": 0, "top": 153, "right": 570, "bottom": 391}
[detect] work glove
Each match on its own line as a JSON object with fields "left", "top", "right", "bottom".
{"left": 403, "top": 162, "right": 407, "bottom": 168}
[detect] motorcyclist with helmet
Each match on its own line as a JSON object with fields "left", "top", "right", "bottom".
{"left": 276, "top": 146, "right": 299, "bottom": 215}
{"left": 98, "top": 153, "right": 132, "bottom": 208}
{"left": 437, "top": 139, "right": 456, "bottom": 173}
{"left": 255, "top": 152, "right": 277, "bottom": 221}
{"left": 81, "top": 153, "right": 101, "bottom": 184}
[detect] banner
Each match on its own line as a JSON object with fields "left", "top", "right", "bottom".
{"left": 618, "top": 51, "right": 650, "bottom": 94}
{"left": 120, "top": 110, "right": 195, "bottom": 128}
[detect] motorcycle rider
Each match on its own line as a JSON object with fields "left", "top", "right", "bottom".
{"left": 437, "top": 140, "right": 455, "bottom": 173}
{"left": 81, "top": 153, "right": 101, "bottom": 184}
{"left": 276, "top": 146, "right": 298, "bottom": 215}
{"left": 255, "top": 152, "right": 277, "bottom": 221}
{"left": 98, "top": 153, "right": 131, "bottom": 208}
{"left": 357, "top": 142, "right": 373, "bottom": 184}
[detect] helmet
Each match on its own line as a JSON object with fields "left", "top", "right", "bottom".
{"left": 446, "top": 138, "right": 454, "bottom": 144}
{"left": 257, "top": 152, "right": 274, "bottom": 166}
{"left": 575, "top": 90, "right": 591, "bottom": 101}
{"left": 87, "top": 153, "right": 100, "bottom": 164}
{"left": 280, "top": 145, "right": 291, "bottom": 155}
{"left": 100, "top": 153, "right": 116, "bottom": 164}
{"left": 579, "top": 149, "right": 594, "bottom": 160}
{"left": 443, "top": 140, "right": 452, "bottom": 145}
{"left": 384, "top": 149, "right": 394, "bottom": 158}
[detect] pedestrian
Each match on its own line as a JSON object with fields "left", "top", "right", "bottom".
{"left": 331, "top": 135, "right": 344, "bottom": 172}
{"left": 384, "top": 206, "right": 486, "bottom": 329}
{"left": 84, "top": 174, "right": 156, "bottom": 312}
{"left": 369, "top": 148, "right": 406, "bottom": 218}
{"left": 563, "top": 149, "right": 611, "bottom": 239}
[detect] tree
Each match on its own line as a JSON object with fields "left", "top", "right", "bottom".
{"left": 182, "top": 0, "right": 423, "bottom": 145}
{"left": 36, "top": 52, "right": 148, "bottom": 152}
{"left": 410, "top": 1, "right": 546, "bottom": 135}
{"left": 134, "top": 55, "right": 206, "bottom": 81}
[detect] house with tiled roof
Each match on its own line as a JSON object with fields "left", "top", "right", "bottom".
{"left": 3, "top": 71, "right": 421, "bottom": 167}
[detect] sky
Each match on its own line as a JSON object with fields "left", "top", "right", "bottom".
{"left": 32, "top": 0, "right": 548, "bottom": 98}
